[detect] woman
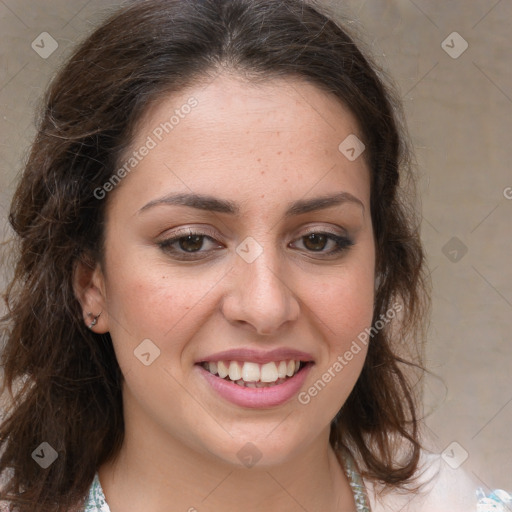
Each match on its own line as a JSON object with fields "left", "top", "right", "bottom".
{"left": 0, "top": 0, "right": 505, "bottom": 510}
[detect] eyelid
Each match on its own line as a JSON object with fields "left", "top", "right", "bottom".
{"left": 158, "top": 225, "right": 223, "bottom": 243}
{"left": 298, "top": 224, "right": 349, "bottom": 238}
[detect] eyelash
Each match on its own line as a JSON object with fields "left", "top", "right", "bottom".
{"left": 157, "top": 228, "right": 354, "bottom": 260}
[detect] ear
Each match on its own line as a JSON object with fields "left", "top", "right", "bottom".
{"left": 73, "top": 254, "right": 109, "bottom": 333}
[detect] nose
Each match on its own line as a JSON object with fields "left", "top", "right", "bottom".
{"left": 220, "top": 244, "right": 300, "bottom": 336}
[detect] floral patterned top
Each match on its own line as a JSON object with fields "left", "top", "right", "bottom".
{"left": 84, "top": 472, "right": 110, "bottom": 512}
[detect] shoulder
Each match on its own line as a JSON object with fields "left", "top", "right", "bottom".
{"left": 363, "top": 449, "right": 480, "bottom": 512}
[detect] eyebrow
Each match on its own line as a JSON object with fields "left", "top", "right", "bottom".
{"left": 138, "top": 191, "right": 365, "bottom": 216}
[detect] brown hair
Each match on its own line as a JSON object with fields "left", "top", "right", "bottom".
{"left": 0, "top": 0, "right": 430, "bottom": 509}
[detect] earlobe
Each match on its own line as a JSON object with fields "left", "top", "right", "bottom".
{"left": 86, "top": 311, "right": 102, "bottom": 330}
{"left": 73, "top": 256, "right": 109, "bottom": 333}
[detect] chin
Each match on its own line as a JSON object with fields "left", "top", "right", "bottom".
{"left": 195, "top": 425, "right": 315, "bottom": 470}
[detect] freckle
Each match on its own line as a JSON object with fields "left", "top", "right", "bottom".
{"left": 277, "top": 151, "right": 282, "bottom": 155}
{"left": 261, "top": 194, "right": 265, "bottom": 198}
{"left": 260, "top": 170, "right": 265, "bottom": 175}
{"left": 283, "top": 178, "right": 288, "bottom": 182}
{"left": 257, "top": 158, "right": 261, "bottom": 162}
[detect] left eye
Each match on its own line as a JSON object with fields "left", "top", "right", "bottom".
{"left": 290, "top": 232, "right": 354, "bottom": 255}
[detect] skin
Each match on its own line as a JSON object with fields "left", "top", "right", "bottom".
{"left": 75, "top": 73, "right": 376, "bottom": 512}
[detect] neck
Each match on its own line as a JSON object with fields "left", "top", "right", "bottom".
{"left": 98, "top": 419, "right": 356, "bottom": 512}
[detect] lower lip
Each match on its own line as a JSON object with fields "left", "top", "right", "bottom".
{"left": 195, "top": 363, "right": 313, "bottom": 409}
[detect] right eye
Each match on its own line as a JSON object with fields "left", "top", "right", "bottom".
{"left": 157, "top": 229, "right": 224, "bottom": 260}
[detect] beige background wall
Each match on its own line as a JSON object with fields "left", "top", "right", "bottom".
{"left": 1, "top": 0, "right": 511, "bottom": 492}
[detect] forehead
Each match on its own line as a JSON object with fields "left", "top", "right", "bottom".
{"left": 113, "top": 74, "right": 370, "bottom": 212}
{"left": 137, "top": 73, "right": 363, "bottom": 149}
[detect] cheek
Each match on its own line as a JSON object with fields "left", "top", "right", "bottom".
{"left": 297, "top": 250, "right": 375, "bottom": 410}
{"left": 296, "top": 270, "right": 373, "bottom": 420}
{"left": 305, "top": 262, "right": 375, "bottom": 348}
{"left": 103, "top": 234, "right": 216, "bottom": 328}
{"left": 102, "top": 251, "right": 231, "bottom": 376}
{"left": 105, "top": 267, "right": 204, "bottom": 340}
{"left": 321, "top": 275, "right": 371, "bottom": 317}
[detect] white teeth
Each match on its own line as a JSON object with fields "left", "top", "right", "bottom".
{"left": 260, "top": 362, "right": 278, "bottom": 383}
{"left": 228, "top": 361, "right": 242, "bottom": 381}
{"left": 277, "top": 361, "right": 287, "bottom": 379}
{"left": 217, "top": 360, "right": 229, "bottom": 378}
{"left": 202, "top": 359, "right": 305, "bottom": 383}
{"left": 241, "top": 362, "right": 261, "bottom": 382}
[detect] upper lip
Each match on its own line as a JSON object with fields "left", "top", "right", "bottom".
{"left": 196, "top": 348, "right": 315, "bottom": 365}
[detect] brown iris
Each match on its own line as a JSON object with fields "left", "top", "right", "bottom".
{"left": 303, "top": 233, "right": 328, "bottom": 251}
{"left": 179, "top": 235, "right": 204, "bottom": 252}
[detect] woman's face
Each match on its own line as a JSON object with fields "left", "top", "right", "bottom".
{"left": 85, "top": 74, "right": 375, "bottom": 467}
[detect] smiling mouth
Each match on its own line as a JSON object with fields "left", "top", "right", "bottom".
{"left": 198, "top": 360, "right": 311, "bottom": 388}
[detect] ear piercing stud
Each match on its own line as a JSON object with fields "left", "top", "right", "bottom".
{"left": 87, "top": 311, "right": 102, "bottom": 329}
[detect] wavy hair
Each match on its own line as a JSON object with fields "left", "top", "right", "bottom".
{"left": 0, "top": 0, "right": 431, "bottom": 509}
